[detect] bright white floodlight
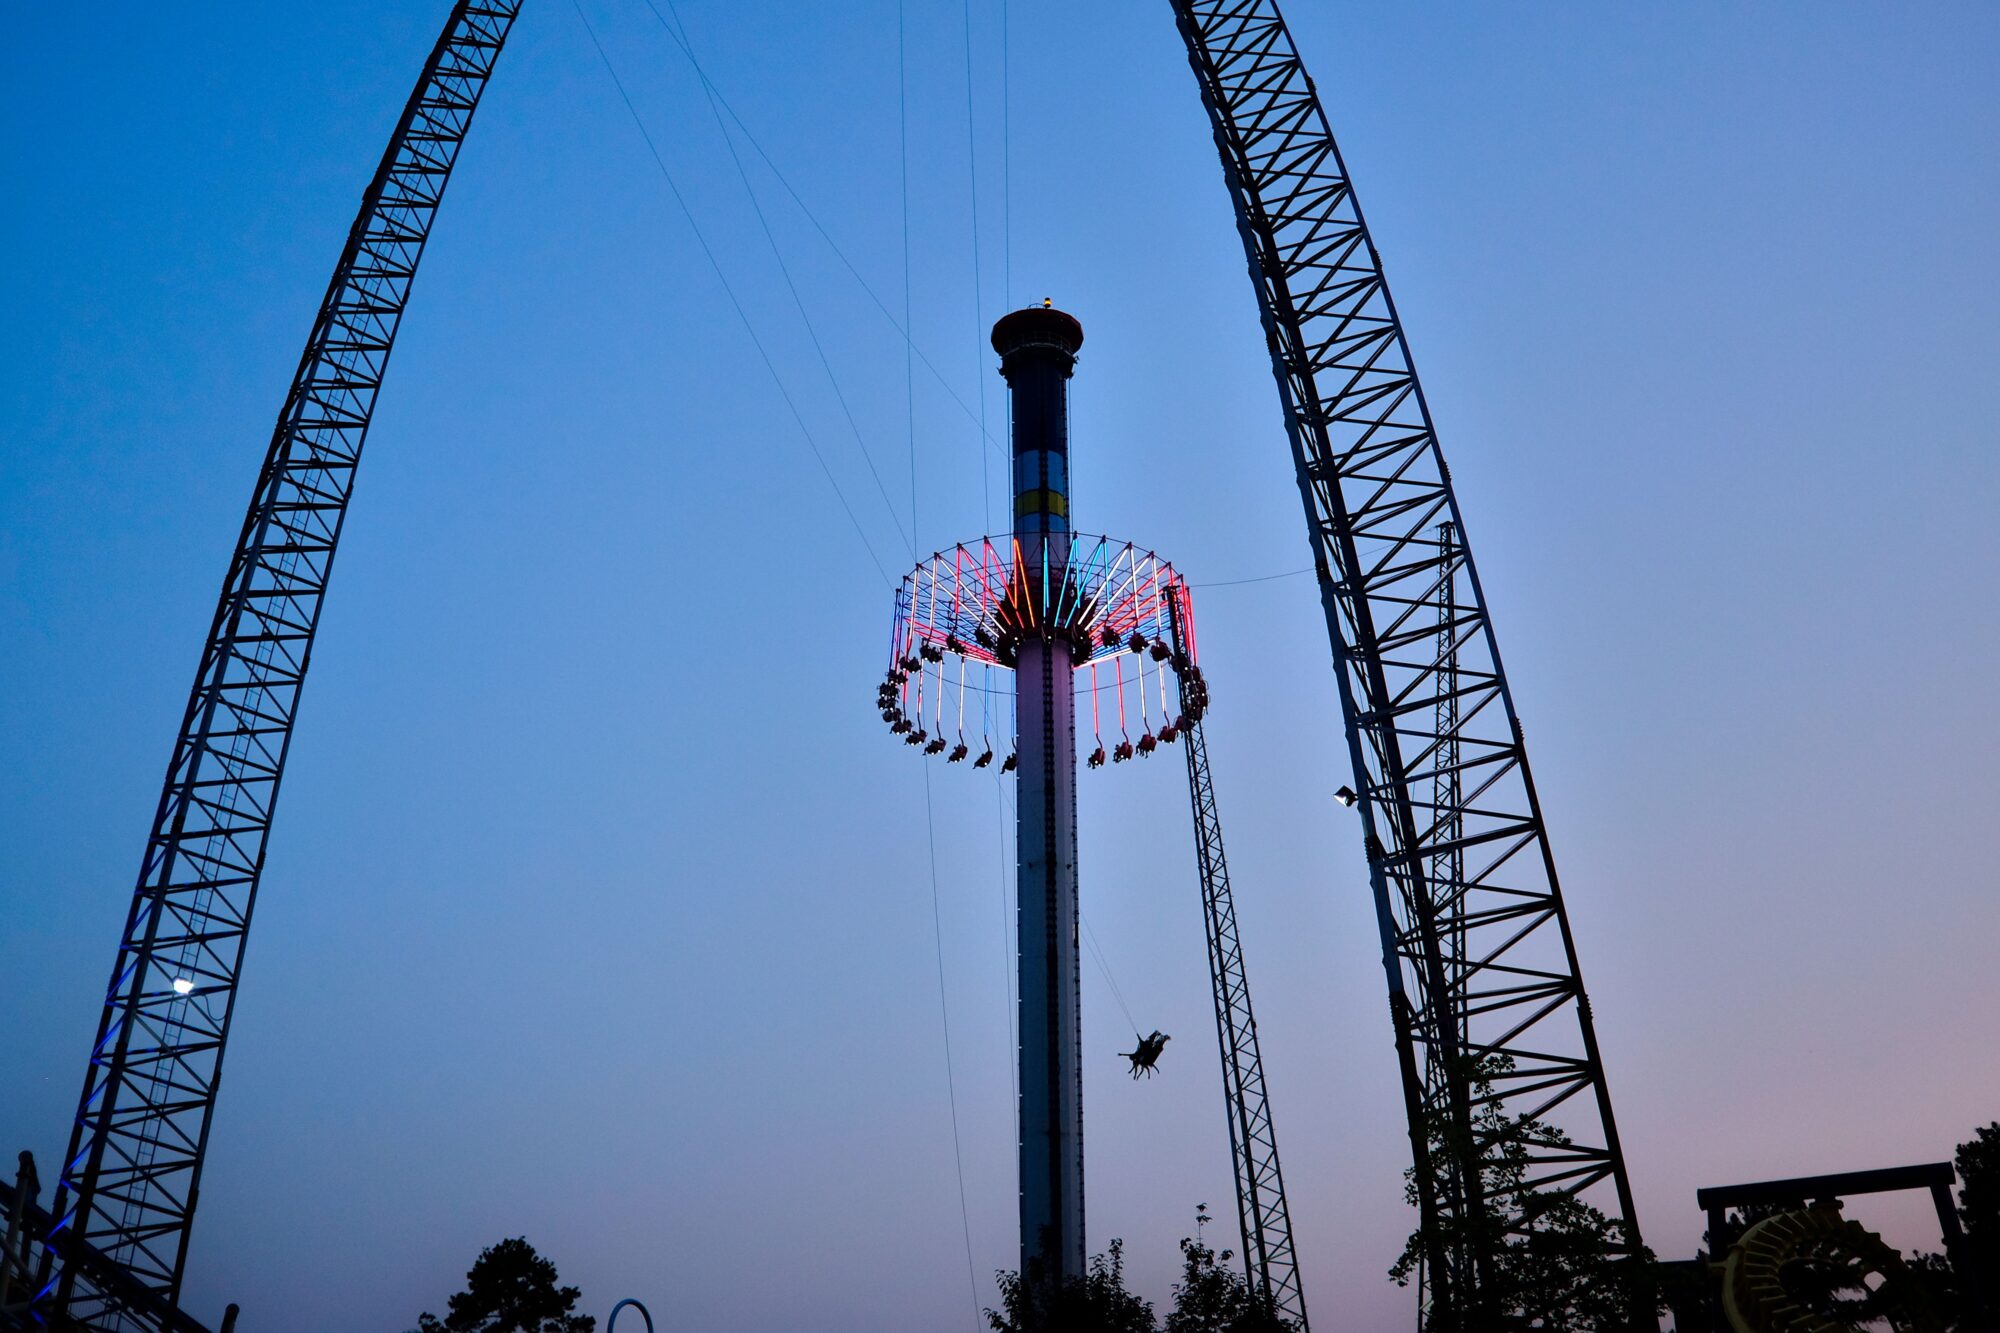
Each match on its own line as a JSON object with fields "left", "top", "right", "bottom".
{"left": 171, "top": 977, "right": 195, "bottom": 996}
{"left": 1334, "top": 785, "right": 1359, "bottom": 808}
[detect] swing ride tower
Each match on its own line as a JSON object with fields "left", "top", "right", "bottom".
{"left": 996, "top": 304, "right": 1088, "bottom": 1285}
{"left": 879, "top": 305, "right": 1231, "bottom": 1290}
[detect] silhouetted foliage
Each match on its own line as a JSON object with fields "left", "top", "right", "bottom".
{"left": 1388, "top": 1057, "right": 1661, "bottom": 1332}
{"left": 1908, "top": 1121, "right": 2000, "bottom": 1331}
{"left": 1701, "top": 1199, "right": 1784, "bottom": 1257}
{"left": 987, "top": 1217, "right": 1296, "bottom": 1333}
{"left": 1162, "top": 1208, "right": 1294, "bottom": 1333}
{"left": 988, "top": 1239, "right": 1154, "bottom": 1333}
{"left": 409, "top": 1237, "right": 594, "bottom": 1333}
{"left": 1906, "top": 1252, "right": 1960, "bottom": 1332}
{"left": 1951, "top": 1121, "right": 1999, "bottom": 1261}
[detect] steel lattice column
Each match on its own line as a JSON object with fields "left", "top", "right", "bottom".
{"left": 1167, "top": 1, "right": 1650, "bottom": 1325}
{"left": 1169, "top": 605, "right": 1310, "bottom": 1331}
{"left": 40, "top": 6, "right": 522, "bottom": 1327}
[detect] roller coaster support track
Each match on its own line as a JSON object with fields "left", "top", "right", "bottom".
{"left": 39, "top": 5, "right": 522, "bottom": 1326}
{"left": 1167, "top": 1, "right": 1651, "bottom": 1325}
{"left": 1168, "top": 604, "right": 1310, "bottom": 1331}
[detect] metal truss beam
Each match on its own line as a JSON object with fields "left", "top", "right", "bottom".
{"left": 40, "top": 6, "right": 522, "bottom": 1327}
{"left": 1170, "top": 608, "right": 1310, "bottom": 1331}
{"left": 1166, "top": 1, "right": 1648, "bottom": 1324}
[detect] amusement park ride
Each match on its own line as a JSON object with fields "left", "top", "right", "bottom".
{"left": 1, "top": 3, "right": 1989, "bottom": 1332}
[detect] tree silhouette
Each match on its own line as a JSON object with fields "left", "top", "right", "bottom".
{"left": 1388, "top": 1057, "right": 1660, "bottom": 1332}
{"left": 987, "top": 1239, "right": 1155, "bottom": 1333}
{"left": 1950, "top": 1121, "right": 1998, "bottom": 1265}
{"left": 410, "top": 1237, "right": 595, "bottom": 1333}
{"left": 986, "top": 1221, "right": 1297, "bottom": 1333}
{"left": 1162, "top": 1209, "right": 1294, "bottom": 1333}
{"left": 1909, "top": 1121, "right": 2000, "bottom": 1330}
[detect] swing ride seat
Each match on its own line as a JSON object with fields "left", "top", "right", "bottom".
{"left": 876, "top": 534, "right": 1205, "bottom": 779}
{"left": 1121, "top": 1030, "right": 1171, "bottom": 1078}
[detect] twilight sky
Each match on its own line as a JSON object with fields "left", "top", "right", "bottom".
{"left": 3, "top": 3, "right": 1996, "bottom": 1330}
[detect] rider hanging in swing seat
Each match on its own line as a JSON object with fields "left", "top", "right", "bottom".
{"left": 1121, "top": 1030, "right": 1170, "bottom": 1078}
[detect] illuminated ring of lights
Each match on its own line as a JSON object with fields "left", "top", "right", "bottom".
{"left": 878, "top": 533, "right": 1209, "bottom": 770}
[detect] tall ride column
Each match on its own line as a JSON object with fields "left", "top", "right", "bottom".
{"left": 994, "top": 304, "right": 1087, "bottom": 1285}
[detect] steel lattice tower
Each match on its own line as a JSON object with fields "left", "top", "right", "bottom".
{"left": 1167, "top": 1, "right": 1651, "bottom": 1325}
{"left": 38, "top": 6, "right": 522, "bottom": 1327}
{"left": 1168, "top": 603, "right": 1310, "bottom": 1331}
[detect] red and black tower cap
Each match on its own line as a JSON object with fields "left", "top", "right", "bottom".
{"left": 991, "top": 302, "right": 1084, "bottom": 367}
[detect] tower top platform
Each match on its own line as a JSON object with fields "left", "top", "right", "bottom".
{"left": 991, "top": 304, "right": 1084, "bottom": 360}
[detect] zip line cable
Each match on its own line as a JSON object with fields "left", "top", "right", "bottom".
{"left": 576, "top": 16, "right": 973, "bottom": 1300}
{"left": 633, "top": 4, "right": 1007, "bottom": 462}
{"left": 961, "top": 0, "right": 990, "bottom": 536}
{"left": 997, "top": 782, "right": 1145, "bottom": 1040}
{"left": 1002, "top": 0, "right": 1011, "bottom": 308}
{"left": 640, "top": 0, "right": 911, "bottom": 555}
{"left": 570, "top": 0, "right": 892, "bottom": 584}
{"left": 994, "top": 769, "right": 1017, "bottom": 1106}
{"left": 1083, "top": 915, "right": 1142, "bottom": 1039}
{"left": 962, "top": 0, "right": 1021, "bottom": 1127}
{"left": 923, "top": 766, "right": 983, "bottom": 1331}
{"left": 1192, "top": 566, "right": 1314, "bottom": 588}
{"left": 900, "top": 2, "right": 919, "bottom": 559}
{"left": 593, "top": 6, "right": 1147, "bottom": 1308}
{"left": 582, "top": 6, "right": 975, "bottom": 1310}
{"left": 903, "top": 7, "right": 982, "bottom": 1325}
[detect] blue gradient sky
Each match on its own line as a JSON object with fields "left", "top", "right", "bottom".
{"left": 3, "top": 4, "right": 1996, "bottom": 1330}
